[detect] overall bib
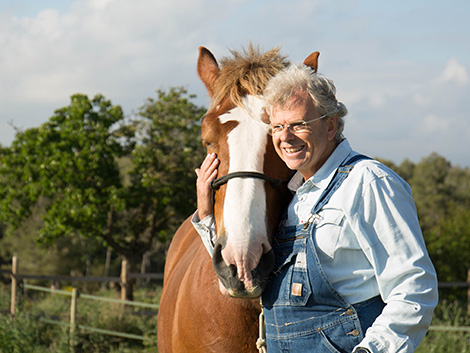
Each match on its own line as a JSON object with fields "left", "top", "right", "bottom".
{"left": 262, "top": 155, "right": 386, "bottom": 353}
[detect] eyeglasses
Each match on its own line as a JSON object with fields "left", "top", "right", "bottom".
{"left": 268, "top": 115, "right": 328, "bottom": 135}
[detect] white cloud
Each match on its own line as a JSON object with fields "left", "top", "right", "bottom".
{"left": 422, "top": 114, "right": 450, "bottom": 133}
{"left": 369, "top": 92, "right": 384, "bottom": 108}
{"left": 413, "top": 92, "right": 431, "bottom": 108}
{"left": 0, "top": 0, "right": 227, "bottom": 109}
{"left": 438, "top": 58, "right": 468, "bottom": 85}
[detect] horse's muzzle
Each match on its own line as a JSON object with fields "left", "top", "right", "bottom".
{"left": 212, "top": 238, "right": 275, "bottom": 298}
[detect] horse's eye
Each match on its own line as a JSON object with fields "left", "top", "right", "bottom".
{"left": 203, "top": 141, "right": 217, "bottom": 150}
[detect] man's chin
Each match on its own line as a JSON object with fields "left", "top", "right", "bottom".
{"left": 283, "top": 158, "right": 305, "bottom": 171}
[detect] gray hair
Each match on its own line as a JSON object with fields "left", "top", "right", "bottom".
{"left": 264, "top": 64, "right": 347, "bottom": 142}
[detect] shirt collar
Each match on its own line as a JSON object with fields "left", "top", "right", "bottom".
{"left": 288, "top": 139, "right": 353, "bottom": 193}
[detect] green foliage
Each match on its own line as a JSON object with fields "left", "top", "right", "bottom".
{"left": 0, "top": 199, "right": 112, "bottom": 278}
{"left": 122, "top": 87, "right": 206, "bottom": 243}
{"left": 381, "top": 153, "right": 470, "bottom": 287}
{"left": 0, "top": 313, "right": 55, "bottom": 353}
{"left": 0, "top": 88, "right": 206, "bottom": 283}
{"left": 409, "top": 155, "right": 470, "bottom": 285}
{"left": 417, "top": 300, "right": 470, "bottom": 353}
{"left": 426, "top": 205, "right": 470, "bottom": 283}
{"left": 0, "top": 94, "right": 126, "bottom": 245}
{"left": 409, "top": 153, "right": 453, "bottom": 232}
{"left": 0, "top": 284, "right": 67, "bottom": 352}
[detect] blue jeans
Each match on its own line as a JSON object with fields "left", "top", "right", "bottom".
{"left": 261, "top": 223, "right": 385, "bottom": 352}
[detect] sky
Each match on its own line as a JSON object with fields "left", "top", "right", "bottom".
{"left": 0, "top": 0, "right": 469, "bottom": 167}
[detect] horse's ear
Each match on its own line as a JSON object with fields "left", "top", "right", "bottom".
{"left": 303, "top": 51, "right": 320, "bottom": 73}
{"left": 197, "top": 47, "right": 220, "bottom": 97}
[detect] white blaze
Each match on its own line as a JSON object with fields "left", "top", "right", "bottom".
{"left": 219, "top": 95, "right": 268, "bottom": 249}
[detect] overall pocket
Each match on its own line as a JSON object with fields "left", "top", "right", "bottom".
{"left": 287, "top": 251, "right": 311, "bottom": 305}
{"left": 265, "top": 235, "right": 312, "bottom": 306}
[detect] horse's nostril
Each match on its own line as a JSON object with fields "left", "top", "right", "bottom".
{"left": 262, "top": 241, "right": 272, "bottom": 254}
{"left": 229, "top": 264, "right": 237, "bottom": 277}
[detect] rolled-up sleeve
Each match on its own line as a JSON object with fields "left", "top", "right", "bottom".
{"left": 352, "top": 174, "right": 438, "bottom": 353}
{"left": 191, "top": 211, "right": 217, "bottom": 257}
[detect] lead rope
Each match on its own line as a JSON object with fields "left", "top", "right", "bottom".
{"left": 256, "top": 302, "right": 267, "bottom": 353}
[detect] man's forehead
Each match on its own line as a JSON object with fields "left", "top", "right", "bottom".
{"left": 272, "top": 91, "right": 315, "bottom": 117}
{"left": 277, "top": 90, "right": 311, "bottom": 110}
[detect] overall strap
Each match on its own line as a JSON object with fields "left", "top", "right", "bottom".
{"left": 304, "top": 154, "right": 371, "bottom": 228}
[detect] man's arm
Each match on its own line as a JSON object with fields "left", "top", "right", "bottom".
{"left": 191, "top": 153, "right": 219, "bottom": 256}
{"left": 352, "top": 174, "right": 438, "bottom": 353}
{"left": 195, "top": 153, "right": 219, "bottom": 220}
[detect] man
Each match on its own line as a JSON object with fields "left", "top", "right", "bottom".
{"left": 193, "top": 63, "right": 438, "bottom": 352}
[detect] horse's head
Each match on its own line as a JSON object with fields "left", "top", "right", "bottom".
{"left": 197, "top": 45, "right": 318, "bottom": 298}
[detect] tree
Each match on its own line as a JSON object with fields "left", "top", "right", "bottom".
{"left": 409, "top": 153, "right": 453, "bottom": 233}
{"left": 376, "top": 153, "right": 470, "bottom": 289}
{"left": 0, "top": 94, "right": 126, "bottom": 242}
{"left": 105, "top": 87, "right": 206, "bottom": 297}
{"left": 424, "top": 164, "right": 470, "bottom": 284}
{"left": 0, "top": 88, "right": 206, "bottom": 299}
{"left": 120, "top": 87, "right": 206, "bottom": 243}
{"left": 427, "top": 205, "right": 470, "bottom": 283}
{"left": 397, "top": 158, "right": 415, "bottom": 182}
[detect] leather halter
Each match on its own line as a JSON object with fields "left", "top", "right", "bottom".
{"left": 210, "top": 171, "right": 284, "bottom": 191}
{"left": 209, "top": 172, "right": 287, "bottom": 232}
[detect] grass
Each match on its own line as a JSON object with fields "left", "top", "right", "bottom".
{"left": 417, "top": 299, "right": 470, "bottom": 353}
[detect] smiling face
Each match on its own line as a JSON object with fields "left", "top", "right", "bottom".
{"left": 271, "top": 91, "right": 339, "bottom": 180}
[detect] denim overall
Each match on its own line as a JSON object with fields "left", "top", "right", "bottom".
{"left": 262, "top": 155, "right": 386, "bottom": 353}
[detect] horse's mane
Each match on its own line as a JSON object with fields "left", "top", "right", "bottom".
{"left": 211, "top": 44, "right": 290, "bottom": 108}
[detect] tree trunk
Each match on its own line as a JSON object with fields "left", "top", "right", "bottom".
{"left": 102, "top": 247, "right": 112, "bottom": 289}
{"left": 120, "top": 256, "right": 137, "bottom": 301}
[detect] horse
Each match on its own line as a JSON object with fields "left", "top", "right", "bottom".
{"left": 157, "top": 45, "right": 320, "bottom": 353}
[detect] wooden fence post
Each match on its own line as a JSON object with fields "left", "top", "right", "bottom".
{"left": 120, "top": 259, "right": 128, "bottom": 301}
{"left": 69, "top": 288, "right": 78, "bottom": 352}
{"left": 10, "top": 255, "right": 18, "bottom": 316}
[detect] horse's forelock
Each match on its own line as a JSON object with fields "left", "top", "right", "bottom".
{"left": 210, "top": 45, "right": 290, "bottom": 109}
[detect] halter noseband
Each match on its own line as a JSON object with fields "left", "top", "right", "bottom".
{"left": 210, "top": 171, "right": 283, "bottom": 191}
{"left": 208, "top": 171, "right": 289, "bottom": 241}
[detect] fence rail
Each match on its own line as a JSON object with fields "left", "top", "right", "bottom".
{"left": 4, "top": 255, "right": 163, "bottom": 315}
{"left": 23, "top": 283, "right": 159, "bottom": 309}
{"left": 20, "top": 274, "right": 121, "bottom": 282}
{"left": 21, "top": 283, "right": 158, "bottom": 349}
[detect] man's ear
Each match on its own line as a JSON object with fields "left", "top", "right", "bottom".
{"left": 327, "top": 115, "right": 339, "bottom": 141}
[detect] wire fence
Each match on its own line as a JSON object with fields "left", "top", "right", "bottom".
{"left": 23, "top": 283, "right": 158, "bottom": 345}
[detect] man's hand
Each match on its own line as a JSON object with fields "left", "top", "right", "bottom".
{"left": 195, "top": 153, "right": 219, "bottom": 220}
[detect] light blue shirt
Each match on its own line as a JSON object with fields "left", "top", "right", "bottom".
{"left": 192, "top": 139, "right": 438, "bottom": 352}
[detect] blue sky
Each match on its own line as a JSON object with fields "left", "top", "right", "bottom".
{"left": 1, "top": 0, "right": 469, "bottom": 167}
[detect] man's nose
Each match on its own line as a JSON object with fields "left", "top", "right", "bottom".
{"left": 279, "top": 126, "right": 295, "bottom": 141}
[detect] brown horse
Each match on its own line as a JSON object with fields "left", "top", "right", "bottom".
{"left": 157, "top": 45, "right": 320, "bottom": 352}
